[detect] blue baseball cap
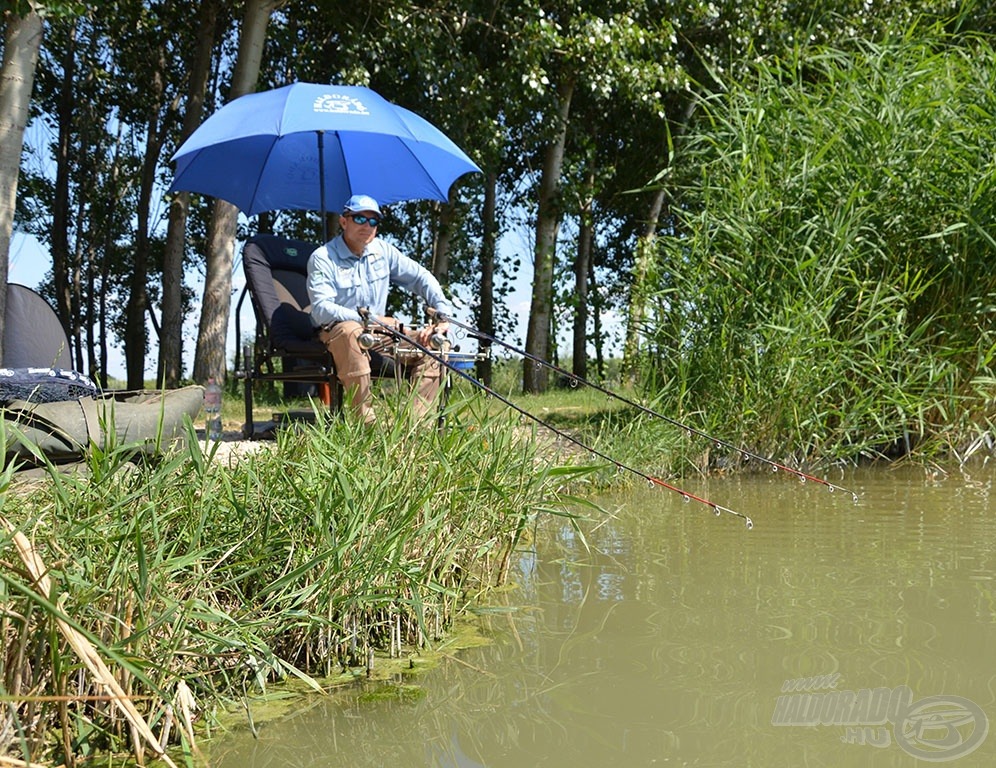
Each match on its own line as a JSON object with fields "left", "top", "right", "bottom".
{"left": 343, "top": 194, "right": 382, "bottom": 215}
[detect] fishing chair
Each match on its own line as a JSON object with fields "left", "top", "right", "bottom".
{"left": 234, "top": 234, "right": 343, "bottom": 438}
{"left": 234, "top": 234, "right": 473, "bottom": 437}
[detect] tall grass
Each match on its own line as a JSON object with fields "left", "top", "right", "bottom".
{"left": 0, "top": 394, "right": 578, "bottom": 765}
{"left": 644, "top": 28, "right": 996, "bottom": 464}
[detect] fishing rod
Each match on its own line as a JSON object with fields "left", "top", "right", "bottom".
{"left": 428, "top": 309, "right": 859, "bottom": 502}
{"left": 359, "top": 311, "right": 754, "bottom": 529}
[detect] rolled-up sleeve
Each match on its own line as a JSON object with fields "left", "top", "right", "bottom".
{"left": 389, "top": 251, "right": 455, "bottom": 318}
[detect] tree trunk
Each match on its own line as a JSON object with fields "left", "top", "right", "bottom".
{"left": 161, "top": 193, "right": 191, "bottom": 385}
{"left": 125, "top": 44, "right": 168, "bottom": 390}
{"left": 573, "top": 172, "right": 594, "bottom": 380}
{"left": 194, "top": 199, "right": 237, "bottom": 384}
{"left": 431, "top": 194, "right": 455, "bottom": 284}
{"left": 95, "top": 124, "right": 125, "bottom": 388}
{"left": 51, "top": 19, "right": 77, "bottom": 343}
{"left": 589, "top": 257, "right": 605, "bottom": 380}
{"left": 85, "top": 237, "right": 96, "bottom": 382}
{"left": 71, "top": 192, "right": 84, "bottom": 370}
{"left": 160, "top": 0, "right": 220, "bottom": 387}
{"left": 193, "top": 0, "right": 276, "bottom": 385}
{"left": 523, "top": 77, "right": 574, "bottom": 393}
{"left": 98, "top": 246, "right": 111, "bottom": 387}
{"left": 477, "top": 170, "right": 497, "bottom": 386}
{"left": 0, "top": 9, "right": 44, "bottom": 364}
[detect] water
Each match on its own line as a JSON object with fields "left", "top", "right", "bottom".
{"left": 209, "top": 466, "right": 996, "bottom": 767}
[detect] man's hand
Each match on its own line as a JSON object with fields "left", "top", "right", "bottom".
{"left": 416, "top": 322, "right": 449, "bottom": 348}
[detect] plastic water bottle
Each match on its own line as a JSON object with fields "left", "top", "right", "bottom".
{"left": 204, "top": 377, "right": 223, "bottom": 440}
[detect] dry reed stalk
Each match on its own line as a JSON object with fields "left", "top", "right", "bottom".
{"left": 0, "top": 756, "right": 48, "bottom": 768}
{"left": 57, "top": 673, "right": 73, "bottom": 768}
{"left": 0, "top": 695, "right": 155, "bottom": 703}
{"left": 0, "top": 516, "right": 178, "bottom": 768}
{"left": 158, "top": 705, "right": 174, "bottom": 750}
{"left": 173, "top": 680, "right": 200, "bottom": 759}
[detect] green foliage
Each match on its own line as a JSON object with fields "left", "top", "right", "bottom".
{"left": 2, "top": 1, "right": 86, "bottom": 17}
{"left": 645, "top": 29, "right": 996, "bottom": 462}
{"left": 14, "top": 0, "right": 993, "bottom": 395}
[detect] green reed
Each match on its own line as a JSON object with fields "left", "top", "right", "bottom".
{"left": 0, "top": 392, "right": 578, "bottom": 765}
{"left": 641, "top": 28, "right": 996, "bottom": 466}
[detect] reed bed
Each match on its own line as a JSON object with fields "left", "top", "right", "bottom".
{"left": 0, "top": 396, "right": 576, "bottom": 766}
{"left": 638, "top": 29, "right": 996, "bottom": 468}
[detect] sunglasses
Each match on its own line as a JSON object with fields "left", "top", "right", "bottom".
{"left": 348, "top": 214, "right": 381, "bottom": 227}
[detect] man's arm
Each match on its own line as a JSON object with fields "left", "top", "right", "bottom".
{"left": 389, "top": 249, "right": 455, "bottom": 318}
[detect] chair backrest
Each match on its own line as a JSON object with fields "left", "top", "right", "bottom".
{"left": 242, "top": 234, "right": 323, "bottom": 357}
{"left": 3, "top": 283, "right": 73, "bottom": 369}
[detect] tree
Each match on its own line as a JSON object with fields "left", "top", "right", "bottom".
{"left": 523, "top": 73, "right": 572, "bottom": 392}
{"left": 514, "top": 3, "right": 678, "bottom": 392}
{"left": 121, "top": 2, "right": 172, "bottom": 389}
{"left": 192, "top": 0, "right": 281, "bottom": 385}
{"left": 159, "top": 0, "right": 221, "bottom": 387}
{"left": 24, "top": 1, "right": 205, "bottom": 386}
{"left": 0, "top": 1, "right": 44, "bottom": 363}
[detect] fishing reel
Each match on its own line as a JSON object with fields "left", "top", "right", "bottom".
{"left": 358, "top": 329, "right": 377, "bottom": 350}
{"left": 424, "top": 307, "right": 451, "bottom": 351}
{"left": 357, "top": 307, "right": 377, "bottom": 350}
{"left": 357, "top": 305, "right": 452, "bottom": 355}
{"left": 429, "top": 331, "right": 450, "bottom": 351}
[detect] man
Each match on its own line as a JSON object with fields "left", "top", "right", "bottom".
{"left": 306, "top": 194, "right": 453, "bottom": 424}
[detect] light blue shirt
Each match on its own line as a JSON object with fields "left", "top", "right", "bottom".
{"left": 307, "top": 234, "right": 454, "bottom": 327}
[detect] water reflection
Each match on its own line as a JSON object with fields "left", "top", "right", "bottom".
{"left": 209, "top": 466, "right": 996, "bottom": 767}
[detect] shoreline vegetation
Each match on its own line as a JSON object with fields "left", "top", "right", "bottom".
{"left": 3, "top": 367, "right": 995, "bottom": 767}
{"left": 0, "top": 387, "right": 590, "bottom": 767}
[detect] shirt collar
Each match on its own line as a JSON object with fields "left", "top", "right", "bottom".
{"left": 330, "top": 235, "right": 366, "bottom": 262}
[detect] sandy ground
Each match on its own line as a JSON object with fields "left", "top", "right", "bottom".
{"left": 198, "top": 413, "right": 587, "bottom": 467}
{"left": 197, "top": 422, "right": 279, "bottom": 464}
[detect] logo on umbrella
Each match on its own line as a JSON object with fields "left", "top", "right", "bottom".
{"left": 313, "top": 94, "right": 369, "bottom": 115}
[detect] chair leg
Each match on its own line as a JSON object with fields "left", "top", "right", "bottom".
{"left": 330, "top": 377, "right": 343, "bottom": 413}
{"left": 243, "top": 344, "right": 256, "bottom": 439}
{"left": 436, "top": 369, "right": 452, "bottom": 434}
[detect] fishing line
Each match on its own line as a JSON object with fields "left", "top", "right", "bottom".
{"left": 430, "top": 310, "right": 859, "bottom": 502}
{"left": 361, "top": 312, "right": 753, "bottom": 529}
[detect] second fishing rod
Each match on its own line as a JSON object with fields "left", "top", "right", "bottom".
{"left": 359, "top": 310, "right": 754, "bottom": 529}
{"left": 427, "top": 309, "right": 860, "bottom": 502}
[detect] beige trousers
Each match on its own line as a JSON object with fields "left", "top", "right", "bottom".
{"left": 319, "top": 320, "right": 443, "bottom": 424}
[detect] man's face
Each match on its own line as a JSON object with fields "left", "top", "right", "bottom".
{"left": 341, "top": 209, "right": 381, "bottom": 254}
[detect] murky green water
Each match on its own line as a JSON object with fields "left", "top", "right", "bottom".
{"left": 209, "top": 466, "right": 996, "bottom": 767}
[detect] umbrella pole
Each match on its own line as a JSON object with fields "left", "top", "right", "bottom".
{"left": 317, "top": 130, "right": 327, "bottom": 242}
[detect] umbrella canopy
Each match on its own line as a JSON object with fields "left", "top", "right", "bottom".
{"left": 169, "top": 83, "right": 480, "bottom": 228}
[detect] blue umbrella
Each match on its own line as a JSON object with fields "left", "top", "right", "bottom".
{"left": 169, "top": 83, "right": 481, "bottom": 238}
